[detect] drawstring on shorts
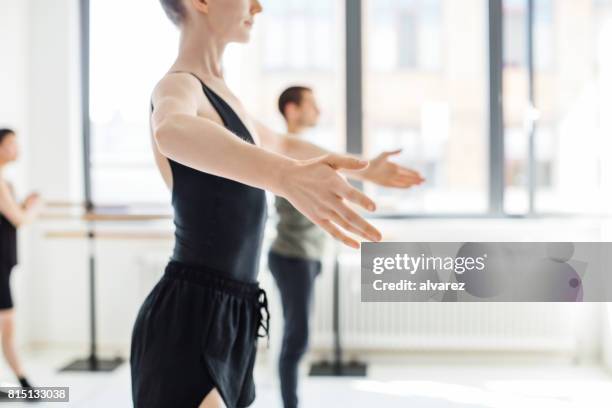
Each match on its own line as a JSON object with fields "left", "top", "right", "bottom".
{"left": 256, "top": 288, "right": 270, "bottom": 348}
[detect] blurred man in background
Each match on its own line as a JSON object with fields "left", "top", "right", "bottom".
{"left": 268, "top": 87, "right": 424, "bottom": 408}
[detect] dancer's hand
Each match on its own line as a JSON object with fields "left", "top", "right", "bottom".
{"left": 363, "top": 150, "right": 425, "bottom": 188}
{"left": 24, "top": 193, "right": 41, "bottom": 209}
{"left": 279, "top": 154, "right": 382, "bottom": 249}
{"left": 24, "top": 193, "right": 43, "bottom": 214}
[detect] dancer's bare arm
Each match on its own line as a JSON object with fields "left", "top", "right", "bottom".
{"left": 152, "top": 74, "right": 382, "bottom": 247}
{"left": 255, "top": 121, "right": 425, "bottom": 188}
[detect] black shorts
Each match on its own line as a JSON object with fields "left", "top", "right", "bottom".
{"left": 130, "top": 261, "right": 269, "bottom": 408}
{"left": 0, "top": 264, "right": 14, "bottom": 310}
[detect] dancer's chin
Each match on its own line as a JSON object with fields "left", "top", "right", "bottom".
{"left": 237, "top": 31, "right": 252, "bottom": 44}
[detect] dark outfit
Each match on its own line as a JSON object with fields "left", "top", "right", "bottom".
{"left": 130, "top": 72, "right": 269, "bottom": 408}
{"left": 269, "top": 196, "right": 326, "bottom": 408}
{"left": 0, "top": 211, "right": 17, "bottom": 310}
{"left": 268, "top": 251, "right": 320, "bottom": 408}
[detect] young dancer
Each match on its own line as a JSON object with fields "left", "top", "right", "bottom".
{"left": 269, "top": 87, "right": 424, "bottom": 408}
{"left": 130, "top": 1, "right": 386, "bottom": 407}
{"left": 0, "top": 129, "right": 42, "bottom": 394}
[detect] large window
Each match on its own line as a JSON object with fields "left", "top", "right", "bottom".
{"left": 503, "top": 0, "right": 553, "bottom": 69}
{"left": 367, "top": 0, "right": 443, "bottom": 72}
{"left": 503, "top": 0, "right": 555, "bottom": 214}
{"left": 86, "top": 0, "right": 612, "bottom": 216}
{"left": 89, "top": 0, "right": 177, "bottom": 205}
{"left": 502, "top": 0, "right": 531, "bottom": 214}
{"left": 533, "top": 0, "right": 612, "bottom": 214}
{"left": 225, "top": 0, "right": 345, "bottom": 153}
{"left": 502, "top": 0, "right": 612, "bottom": 215}
{"left": 364, "top": 0, "right": 488, "bottom": 214}
{"left": 88, "top": 0, "right": 343, "bottom": 206}
{"left": 260, "top": 0, "right": 337, "bottom": 71}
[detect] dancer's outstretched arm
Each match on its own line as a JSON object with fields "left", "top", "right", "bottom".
{"left": 255, "top": 121, "right": 425, "bottom": 188}
{"left": 152, "top": 74, "right": 382, "bottom": 248}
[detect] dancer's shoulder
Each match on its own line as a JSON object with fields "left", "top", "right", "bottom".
{"left": 150, "top": 73, "right": 202, "bottom": 115}
{"left": 154, "top": 73, "right": 201, "bottom": 99}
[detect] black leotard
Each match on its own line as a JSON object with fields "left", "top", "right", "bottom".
{"left": 0, "top": 212, "right": 17, "bottom": 269}
{"left": 152, "top": 73, "right": 268, "bottom": 283}
{"left": 0, "top": 202, "right": 17, "bottom": 310}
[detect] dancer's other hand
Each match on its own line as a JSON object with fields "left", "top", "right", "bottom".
{"left": 23, "top": 192, "right": 42, "bottom": 210}
{"left": 280, "top": 153, "right": 382, "bottom": 249}
{"left": 362, "top": 149, "right": 425, "bottom": 188}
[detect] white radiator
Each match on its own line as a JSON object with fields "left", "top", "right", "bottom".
{"left": 310, "top": 253, "right": 578, "bottom": 352}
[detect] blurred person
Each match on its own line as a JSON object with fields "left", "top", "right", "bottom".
{"left": 0, "top": 128, "right": 43, "bottom": 396}
{"left": 269, "top": 87, "right": 424, "bottom": 408}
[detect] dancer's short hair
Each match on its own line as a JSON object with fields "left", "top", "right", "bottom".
{"left": 160, "top": 0, "right": 186, "bottom": 26}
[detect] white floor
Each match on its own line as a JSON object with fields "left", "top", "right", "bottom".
{"left": 1, "top": 350, "right": 612, "bottom": 407}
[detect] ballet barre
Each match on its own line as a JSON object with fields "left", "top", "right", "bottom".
{"left": 40, "top": 201, "right": 172, "bottom": 222}
{"left": 42, "top": 203, "right": 172, "bottom": 373}
{"left": 45, "top": 230, "right": 173, "bottom": 240}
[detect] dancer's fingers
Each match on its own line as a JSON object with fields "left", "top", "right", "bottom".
{"left": 336, "top": 183, "right": 377, "bottom": 212}
{"left": 318, "top": 219, "right": 360, "bottom": 249}
{"left": 327, "top": 208, "right": 376, "bottom": 242}
{"left": 322, "top": 154, "right": 369, "bottom": 171}
{"left": 380, "top": 149, "right": 403, "bottom": 159}
{"left": 331, "top": 200, "right": 381, "bottom": 241}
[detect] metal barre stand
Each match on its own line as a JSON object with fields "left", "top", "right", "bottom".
{"left": 59, "top": 215, "right": 124, "bottom": 372}
{"left": 309, "top": 248, "right": 367, "bottom": 377}
{"left": 47, "top": 209, "right": 172, "bottom": 371}
{"left": 57, "top": 0, "right": 121, "bottom": 372}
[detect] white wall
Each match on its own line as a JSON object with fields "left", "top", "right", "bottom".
{"left": 0, "top": 1, "right": 29, "bottom": 187}
{"left": 0, "top": 0, "right": 28, "bottom": 125}
{"left": 22, "top": 0, "right": 83, "bottom": 353}
{"left": 0, "top": 0, "right": 83, "bottom": 353}
{"left": 27, "top": 0, "right": 83, "bottom": 202}
{"left": 0, "top": 0, "right": 30, "bottom": 354}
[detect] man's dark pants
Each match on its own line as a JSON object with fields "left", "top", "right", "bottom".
{"left": 268, "top": 251, "right": 322, "bottom": 408}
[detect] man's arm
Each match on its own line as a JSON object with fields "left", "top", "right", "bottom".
{"left": 255, "top": 120, "right": 328, "bottom": 159}
{"left": 255, "top": 121, "right": 425, "bottom": 187}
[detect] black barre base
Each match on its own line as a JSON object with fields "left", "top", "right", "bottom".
{"left": 309, "top": 360, "right": 367, "bottom": 377}
{"left": 60, "top": 356, "right": 124, "bottom": 372}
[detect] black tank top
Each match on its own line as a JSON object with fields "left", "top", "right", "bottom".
{"left": 152, "top": 73, "right": 268, "bottom": 283}
{"left": 0, "top": 213, "right": 17, "bottom": 269}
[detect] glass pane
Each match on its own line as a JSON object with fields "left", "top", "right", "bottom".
{"left": 502, "top": 0, "right": 530, "bottom": 214}
{"left": 225, "top": 0, "right": 345, "bottom": 152}
{"left": 534, "top": 0, "right": 612, "bottom": 214}
{"left": 90, "top": 0, "right": 345, "bottom": 205}
{"left": 364, "top": 0, "right": 488, "bottom": 214}
{"left": 90, "top": 0, "right": 178, "bottom": 205}
{"left": 502, "top": 0, "right": 556, "bottom": 215}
